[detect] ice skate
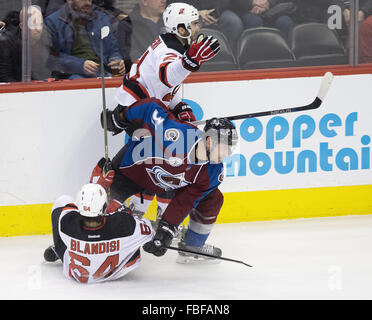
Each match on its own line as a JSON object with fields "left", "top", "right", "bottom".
{"left": 176, "top": 240, "right": 222, "bottom": 264}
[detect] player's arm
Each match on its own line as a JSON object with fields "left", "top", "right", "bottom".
{"left": 104, "top": 98, "right": 170, "bottom": 136}
{"left": 51, "top": 196, "right": 77, "bottom": 261}
{"left": 133, "top": 217, "right": 154, "bottom": 245}
{"left": 143, "top": 181, "right": 217, "bottom": 257}
{"left": 157, "top": 34, "right": 220, "bottom": 85}
{"left": 156, "top": 51, "right": 191, "bottom": 89}
{"left": 116, "top": 215, "right": 154, "bottom": 255}
{"left": 143, "top": 164, "right": 223, "bottom": 256}
{"left": 142, "top": 184, "right": 209, "bottom": 257}
{"left": 157, "top": 55, "right": 196, "bottom": 122}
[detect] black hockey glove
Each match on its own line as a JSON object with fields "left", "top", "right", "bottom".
{"left": 143, "top": 219, "right": 178, "bottom": 257}
{"left": 172, "top": 102, "right": 196, "bottom": 122}
{"left": 101, "top": 104, "right": 128, "bottom": 136}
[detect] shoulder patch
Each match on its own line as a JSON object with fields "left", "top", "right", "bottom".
{"left": 164, "top": 128, "right": 180, "bottom": 141}
{"left": 218, "top": 172, "right": 224, "bottom": 182}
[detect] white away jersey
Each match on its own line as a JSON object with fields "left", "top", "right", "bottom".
{"left": 115, "top": 33, "right": 191, "bottom": 109}
{"left": 51, "top": 195, "right": 153, "bottom": 284}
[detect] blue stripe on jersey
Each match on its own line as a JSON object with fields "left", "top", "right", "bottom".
{"left": 190, "top": 163, "right": 223, "bottom": 210}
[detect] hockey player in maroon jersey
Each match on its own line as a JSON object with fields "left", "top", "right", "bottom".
{"left": 92, "top": 98, "right": 238, "bottom": 262}
{"left": 106, "top": 2, "right": 221, "bottom": 223}
{"left": 43, "top": 183, "right": 153, "bottom": 283}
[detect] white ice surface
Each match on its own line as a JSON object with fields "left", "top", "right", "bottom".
{"left": 1, "top": 215, "right": 372, "bottom": 300}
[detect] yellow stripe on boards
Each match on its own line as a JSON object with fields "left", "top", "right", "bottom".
{"left": 0, "top": 203, "right": 53, "bottom": 237}
{"left": 0, "top": 185, "right": 372, "bottom": 237}
{"left": 219, "top": 185, "right": 372, "bottom": 223}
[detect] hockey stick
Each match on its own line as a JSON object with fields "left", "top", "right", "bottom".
{"left": 192, "top": 72, "right": 334, "bottom": 126}
{"left": 167, "top": 245, "right": 253, "bottom": 268}
{"left": 100, "top": 26, "right": 110, "bottom": 172}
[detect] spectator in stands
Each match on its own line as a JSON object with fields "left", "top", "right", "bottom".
{"left": 0, "top": 6, "right": 51, "bottom": 82}
{"left": 0, "top": 0, "right": 49, "bottom": 20}
{"left": 0, "top": 2, "right": 23, "bottom": 21}
{"left": 115, "top": 0, "right": 137, "bottom": 14}
{"left": 292, "top": 0, "right": 343, "bottom": 24}
{"left": 0, "top": 11, "right": 21, "bottom": 82}
{"left": 96, "top": 0, "right": 133, "bottom": 71}
{"left": 342, "top": 0, "right": 372, "bottom": 28}
{"left": 45, "top": 0, "right": 66, "bottom": 16}
{"left": 228, "top": 0, "right": 296, "bottom": 41}
{"left": 45, "top": 0, "right": 132, "bottom": 71}
{"left": 168, "top": 1, "right": 296, "bottom": 48}
{"left": 166, "top": 0, "right": 244, "bottom": 51}
{"left": 44, "top": 0, "right": 125, "bottom": 79}
{"left": 128, "top": 0, "right": 166, "bottom": 61}
{"left": 358, "top": 1, "right": 372, "bottom": 63}
{"left": 45, "top": 1, "right": 130, "bottom": 29}
{"left": 292, "top": 0, "right": 371, "bottom": 46}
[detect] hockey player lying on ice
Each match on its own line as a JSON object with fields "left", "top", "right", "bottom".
{"left": 43, "top": 183, "right": 153, "bottom": 283}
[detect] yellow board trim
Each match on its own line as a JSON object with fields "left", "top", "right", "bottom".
{"left": 1, "top": 185, "right": 372, "bottom": 237}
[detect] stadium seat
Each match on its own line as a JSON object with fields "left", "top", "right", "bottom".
{"left": 236, "top": 27, "right": 296, "bottom": 70}
{"left": 198, "top": 28, "right": 239, "bottom": 72}
{"left": 288, "top": 23, "right": 348, "bottom": 66}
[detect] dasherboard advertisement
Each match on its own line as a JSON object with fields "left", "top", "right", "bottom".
{"left": 183, "top": 74, "right": 372, "bottom": 193}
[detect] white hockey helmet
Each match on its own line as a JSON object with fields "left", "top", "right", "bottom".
{"left": 163, "top": 2, "right": 199, "bottom": 41}
{"left": 76, "top": 183, "right": 107, "bottom": 218}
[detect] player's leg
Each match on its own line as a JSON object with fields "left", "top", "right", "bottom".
{"left": 177, "top": 188, "right": 224, "bottom": 263}
{"left": 127, "top": 191, "right": 155, "bottom": 218}
{"left": 44, "top": 195, "right": 75, "bottom": 262}
{"left": 155, "top": 190, "right": 174, "bottom": 220}
{"left": 106, "top": 144, "right": 145, "bottom": 213}
{"left": 128, "top": 189, "right": 174, "bottom": 221}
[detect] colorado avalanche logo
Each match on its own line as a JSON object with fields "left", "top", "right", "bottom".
{"left": 146, "top": 166, "right": 190, "bottom": 190}
{"left": 164, "top": 128, "right": 180, "bottom": 141}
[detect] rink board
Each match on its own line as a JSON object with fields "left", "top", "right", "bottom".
{"left": 1, "top": 72, "right": 372, "bottom": 236}
{"left": 1, "top": 184, "right": 372, "bottom": 237}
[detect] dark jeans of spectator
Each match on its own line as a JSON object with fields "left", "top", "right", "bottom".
{"left": 241, "top": 13, "right": 295, "bottom": 40}
{"left": 217, "top": 10, "right": 244, "bottom": 52}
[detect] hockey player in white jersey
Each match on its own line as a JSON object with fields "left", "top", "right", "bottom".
{"left": 114, "top": 2, "right": 220, "bottom": 113}
{"left": 104, "top": 2, "right": 221, "bottom": 221}
{"left": 43, "top": 183, "right": 153, "bottom": 284}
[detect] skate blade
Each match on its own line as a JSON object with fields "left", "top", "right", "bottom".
{"left": 176, "top": 254, "right": 221, "bottom": 265}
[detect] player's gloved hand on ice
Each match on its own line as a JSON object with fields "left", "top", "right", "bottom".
{"left": 90, "top": 157, "right": 115, "bottom": 190}
{"left": 143, "top": 219, "right": 178, "bottom": 256}
{"left": 101, "top": 104, "right": 128, "bottom": 135}
{"left": 182, "top": 34, "right": 220, "bottom": 72}
{"left": 172, "top": 102, "right": 196, "bottom": 122}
